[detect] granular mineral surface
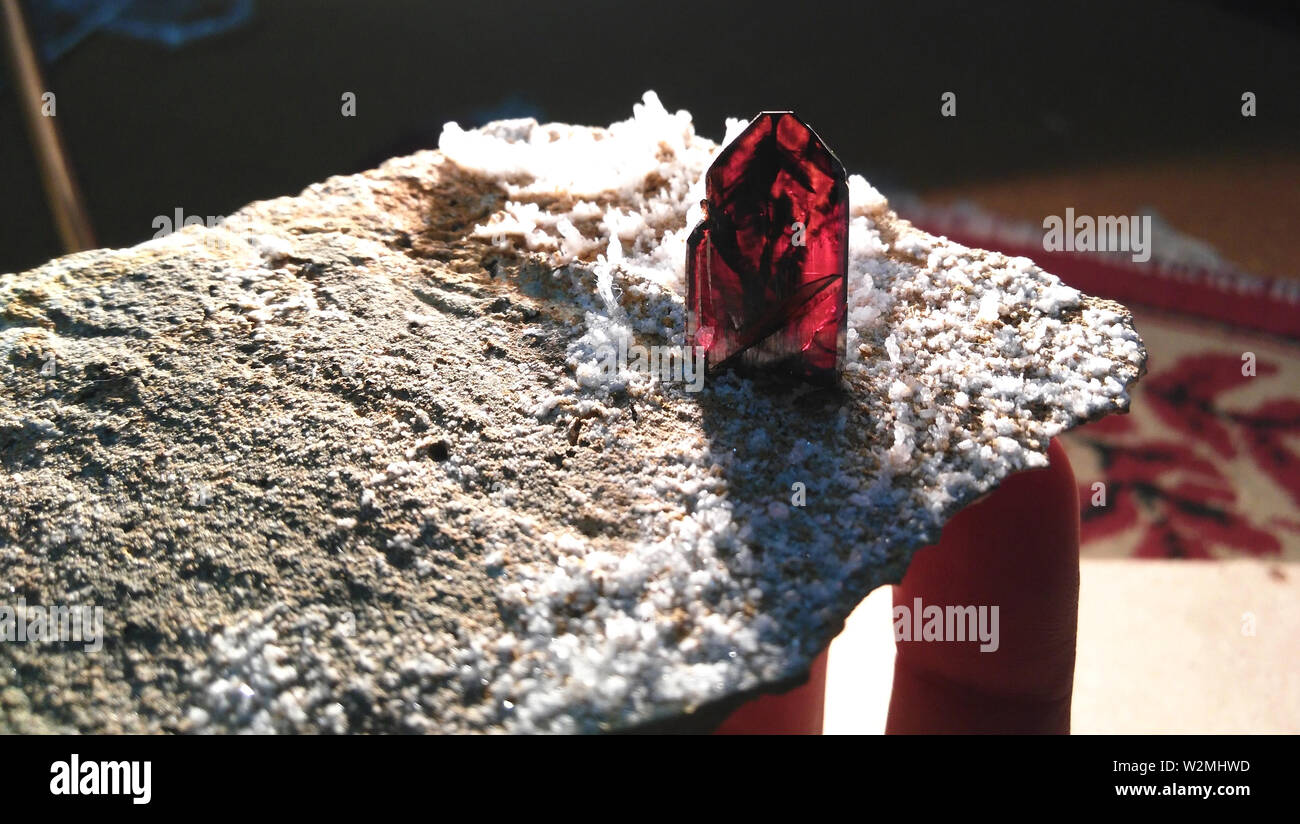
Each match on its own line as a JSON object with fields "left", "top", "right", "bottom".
{"left": 0, "top": 93, "right": 1144, "bottom": 733}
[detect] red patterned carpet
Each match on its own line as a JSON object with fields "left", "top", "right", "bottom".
{"left": 906, "top": 204, "right": 1300, "bottom": 560}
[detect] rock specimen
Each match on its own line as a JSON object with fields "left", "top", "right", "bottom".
{"left": 0, "top": 93, "right": 1145, "bottom": 733}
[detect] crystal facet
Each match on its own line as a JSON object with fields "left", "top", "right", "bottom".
{"left": 686, "top": 112, "right": 849, "bottom": 385}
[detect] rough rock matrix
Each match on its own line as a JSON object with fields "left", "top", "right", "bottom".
{"left": 0, "top": 93, "right": 1145, "bottom": 733}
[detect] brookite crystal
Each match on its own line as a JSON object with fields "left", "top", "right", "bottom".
{"left": 686, "top": 111, "right": 849, "bottom": 384}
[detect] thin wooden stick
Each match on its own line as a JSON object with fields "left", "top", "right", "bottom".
{"left": 1, "top": 0, "right": 96, "bottom": 252}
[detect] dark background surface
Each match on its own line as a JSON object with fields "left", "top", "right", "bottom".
{"left": 2, "top": 0, "right": 1297, "bottom": 274}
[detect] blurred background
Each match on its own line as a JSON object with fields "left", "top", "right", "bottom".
{"left": 1, "top": 0, "right": 1296, "bottom": 274}
{"left": 3, "top": 0, "right": 1297, "bottom": 732}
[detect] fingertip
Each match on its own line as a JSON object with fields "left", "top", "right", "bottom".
{"left": 887, "top": 438, "right": 1079, "bottom": 733}
{"left": 713, "top": 649, "right": 828, "bottom": 734}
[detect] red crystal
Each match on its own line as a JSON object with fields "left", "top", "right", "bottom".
{"left": 687, "top": 111, "right": 849, "bottom": 385}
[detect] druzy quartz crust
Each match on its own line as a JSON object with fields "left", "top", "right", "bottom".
{"left": 686, "top": 111, "right": 850, "bottom": 384}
